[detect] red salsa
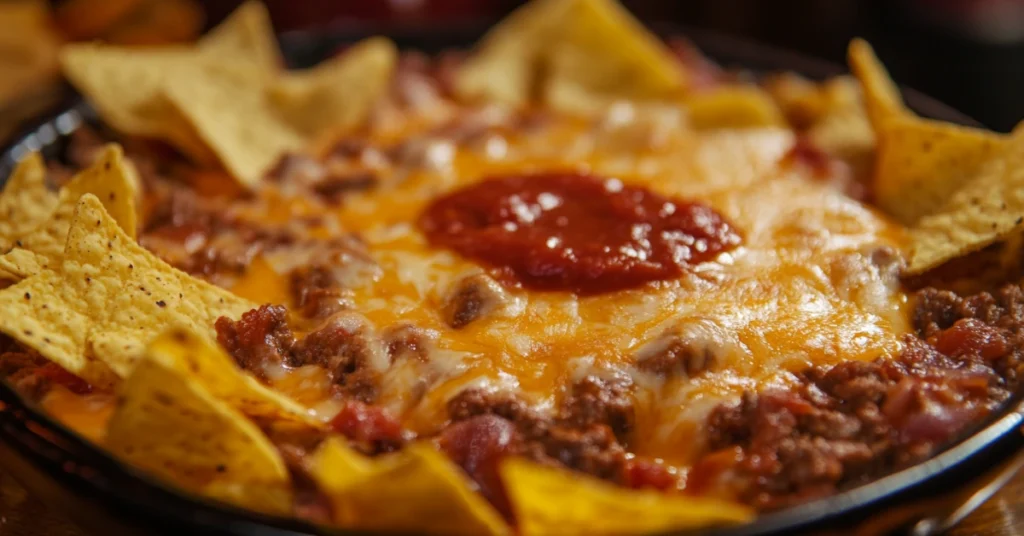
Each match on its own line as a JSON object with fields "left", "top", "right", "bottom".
{"left": 419, "top": 172, "right": 742, "bottom": 294}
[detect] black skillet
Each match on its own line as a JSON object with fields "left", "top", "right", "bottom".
{"left": 0, "top": 22, "right": 1021, "bottom": 536}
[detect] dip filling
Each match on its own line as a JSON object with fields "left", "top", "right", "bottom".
{"left": 0, "top": 0, "right": 1021, "bottom": 533}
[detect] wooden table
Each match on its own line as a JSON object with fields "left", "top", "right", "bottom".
{"left": 0, "top": 469, "right": 1019, "bottom": 535}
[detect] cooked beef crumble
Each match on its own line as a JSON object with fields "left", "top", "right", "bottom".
{"left": 697, "top": 285, "right": 1024, "bottom": 510}
{"left": 215, "top": 305, "right": 385, "bottom": 402}
{"left": 442, "top": 376, "right": 642, "bottom": 492}
{"left": 203, "top": 285, "right": 1024, "bottom": 514}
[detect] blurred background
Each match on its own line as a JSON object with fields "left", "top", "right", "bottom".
{"left": 1, "top": 0, "right": 1023, "bottom": 142}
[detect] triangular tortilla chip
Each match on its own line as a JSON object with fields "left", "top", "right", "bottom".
{"left": 875, "top": 116, "right": 1008, "bottom": 225}
{"left": 0, "top": 195, "right": 256, "bottom": 383}
{"left": 311, "top": 438, "right": 509, "bottom": 535}
{"left": 683, "top": 86, "right": 786, "bottom": 130}
{"left": 0, "top": 145, "right": 138, "bottom": 279}
{"left": 0, "top": 249, "right": 42, "bottom": 282}
{"left": 847, "top": 38, "right": 1009, "bottom": 225}
{"left": 501, "top": 458, "right": 752, "bottom": 536}
{"left": 198, "top": 0, "right": 281, "bottom": 81}
{"left": 147, "top": 328, "right": 320, "bottom": 427}
{"left": 270, "top": 37, "right": 397, "bottom": 137}
{"left": 908, "top": 131, "right": 1024, "bottom": 274}
{"left": 455, "top": 0, "right": 685, "bottom": 110}
{"left": 847, "top": 38, "right": 908, "bottom": 129}
{"left": 61, "top": 1, "right": 281, "bottom": 170}
{"left": 543, "top": 0, "right": 687, "bottom": 112}
{"left": 162, "top": 63, "right": 304, "bottom": 186}
{"left": 0, "top": 153, "right": 58, "bottom": 250}
{"left": 106, "top": 356, "right": 291, "bottom": 514}
{"left": 454, "top": 0, "right": 572, "bottom": 105}
{"left": 60, "top": 44, "right": 218, "bottom": 165}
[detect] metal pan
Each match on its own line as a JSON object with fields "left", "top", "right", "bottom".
{"left": 0, "top": 22, "right": 1018, "bottom": 536}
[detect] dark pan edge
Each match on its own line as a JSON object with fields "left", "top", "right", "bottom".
{"left": 0, "top": 23, "right": 1014, "bottom": 536}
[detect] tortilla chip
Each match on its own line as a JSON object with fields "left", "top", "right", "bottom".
{"left": 61, "top": 1, "right": 279, "bottom": 169}
{"left": 543, "top": 0, "right": 686, "bottom": 111}
{"left": 907, "top": 131, "right": 1024, "bottom": 274}
{"left": 311, "top": 438, "right": 509, "bottom": 535}
{"left": 456, "top": 0, "right": 685, "bottom": 110}
{"left": 106, "top": 356, "right": 291, "bottom": 514}
{"left": 0, "top": 153, "right": 57, "bottom": 250}
{"left": 0, "top": 249, "right": 42, "bottom": 282}
{"left": 1, "top": 145, "right": 138, "bottom": 278}
{"left": 454, "top": 0, "right": 572, "bottom": 105}
{"left": 0, "top": 195, "right": 256, "bottom": 382}
{"left": 270, "top": 37, "right": 397, "bottom": 137}
{"left": 875, "top": 116, "right": 1008, "bottom": 226}
{"left": 501, "top": 458, "right": 752, "bottom": 536}
{"left": 847, "top": 38, "right": 908, "bottom": 128}
{"left": 147, "top": 328, "right": 319, "bottom": 427}
{"left": 198, "top": 0, "right": 281, "bottom": 81}
{"left": 683, "top": 86, "right": 786, "bottom": 130}
{"left": 163, "top": 64, "right": 304, "bottom": 186}
{"left": 60, "top": 44, "right": 218, "bottom": 165}
{"left": 804, "top": 77, "right": 876, "bottom": 171}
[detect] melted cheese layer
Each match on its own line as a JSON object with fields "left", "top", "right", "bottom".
{"left": 227, "top": 116, "right": 909, "bottom": 463}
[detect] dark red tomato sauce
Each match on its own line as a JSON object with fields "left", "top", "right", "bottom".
{"left": 419, "top": 172, "right": 742, "bottom": 295}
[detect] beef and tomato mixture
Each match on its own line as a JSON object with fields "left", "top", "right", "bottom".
{"left": 0, "top": 0, "right": 1021, "bottom": 534}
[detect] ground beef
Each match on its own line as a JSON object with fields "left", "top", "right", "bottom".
{"left": 215, "top": 305, "right": 295, "bottom": 380}
{"left": 216, "top": 306, "right": 386, "bottom": 402}
{"left": 0, "top": 335, "right": 93, "bottom": 399}
{"left": 700, "top": 284, "right": 1024, "bottom": 510}
{"left": 290, "top": 313, "right": 385, "bottom": 402}
{"left": 289, "top": 266, "right": 351, "bottom": 320}
{"left": 441, "top": 274, "right": 508, "bottom": 329}
{"left": 310, "top": 172, "right": 378, "bottom": 205}
{"left": 381, "top": 323, "right": 436, "bottom": 362}
{"left": 141, "top": 188, "right": 296, "bottom": 281}
{"left": 560, "top": 375, "right": 634, "bottom": 441}
{"left": 444, "top": 380, "right": 639, "bottom": 489}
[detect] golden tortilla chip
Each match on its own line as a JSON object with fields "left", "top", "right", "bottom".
{"left": 162, "top": 63, "right": 304, "bottom": 186}
{"left": 456, "top": 0, "right": 685, "bottom": 110}
{"left": 804, "top": 77, "right": 876, "bottom": 173}
{"left": 847, "top": 38, "right": 1009, "bottom": 226}
{"left": 847, "top": 38, "right": 907, "bottom": 128}
{"left": 198, "top": 0, "right": 281, "bottom": 81}
{"left": 61, "top": 1, "right": 278, "bottom": 170}
{"left": 0, "top": 249, "right": 42, "bottom": 282}
{"left": 270, "top": 37, "right": 397, "bottom": 137}
{"left": 0, "top": 195, "right": 256, "bottom": 382}
{"left": 908, "top": 131, "right": 1024, "bottom": 274}
{"left": 1, "top": 145, "right": 138, "bottom": 278}
{"left": 875, "top": 116, "right": 1008, "bottom": 226}
{"left": 60, "top": 44, "right": 218, "bottom": 165}
{"left": 311, "top": 438, "right": 509, "bottom": 535}
{"left": 0, "top": 153, "right": 57, "bottom": 250}
{"left": 501, "top": 458, "right": 752, "bottom": 536}
{"left": 683, "top": 86, "right": 786, "bottom": 130}
{"left": 543, "top": 0, "right": 686, "bottom": 113}
{"left": 106, "top": 356, "right": 291, "bottom": 514}
{"left": 454, "top": 0, "right": 572, "bottom": 105}
{"left": 147, "top": 328, "right": 319, "bottom": 427}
